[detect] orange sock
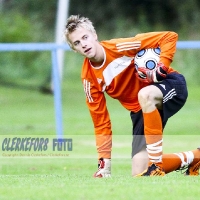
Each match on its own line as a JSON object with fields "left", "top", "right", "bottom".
{"left": 162, "top": 149, "right": 200, "bottom": 173}
{"left": 143, "top": 109, "right": 163, "bottom": 168}
{"left": 162, "top": 153, "right": 183, "bottom": 173}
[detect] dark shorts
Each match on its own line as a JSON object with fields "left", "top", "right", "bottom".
{"left": 131, "top": 72, "right": 188, "bottom": 157}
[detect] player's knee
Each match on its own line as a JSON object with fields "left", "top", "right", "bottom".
{"left": 138, "top": 88, "right": 153, "bottom": 108}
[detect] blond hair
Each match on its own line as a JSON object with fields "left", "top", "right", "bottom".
{"left": 64, "top": 15, "right": 96, "bottom": 47}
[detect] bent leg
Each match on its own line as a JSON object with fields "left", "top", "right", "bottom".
{"left": 163, "top": 148, "right": 200, "bottom": 174}
{"left": 138, "top": 85, "right": 164, "bottom": 168}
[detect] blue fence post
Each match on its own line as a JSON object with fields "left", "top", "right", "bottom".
{"left": 51, "top": 49, "right": 63, "bottom": 138}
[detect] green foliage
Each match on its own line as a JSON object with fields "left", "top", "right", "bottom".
{"left": 0, "top": 11, "right": 52, "bottom": 88}
{"left": 69, "top": 0, "right": 200, "bottom": 40}
{"left": 3, "top": 0, "right": 57, "bottom": 29}
{"left": 1, "top": 0, "right": 200, "bottom": 89}
{"left": 0, "top": 9, "right": 53, "bottom": 43}
{"left": 0, "top": 13, "right": 31, "bottom": 43}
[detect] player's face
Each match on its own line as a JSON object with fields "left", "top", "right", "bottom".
{"left": 68, "top": 27, "right": 101, "bottom": 61}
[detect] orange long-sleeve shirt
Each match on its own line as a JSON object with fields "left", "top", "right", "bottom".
{"left": 81, "top": 31, "right": 178, "bottom": 159}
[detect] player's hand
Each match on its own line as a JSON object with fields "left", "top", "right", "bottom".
{"left": 137, "top": 62, "right": 168, "bottom": 83}
{"left": 93, "top": 158, "right": 111, "bottom": 178}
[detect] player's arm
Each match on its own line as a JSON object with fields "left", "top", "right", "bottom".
{"left": 83, "top": 78, "right": 112, "bottom": 177}
{"left": 113, "top": 31, "right": 177, "bottom": 68}
{"left": 134, "top": 31, "right": 178, "bottom": 67}
{"left": 86, "top": 93, "right": 112, "bottom": 160}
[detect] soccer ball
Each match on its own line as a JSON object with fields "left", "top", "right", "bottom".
{"left": 134, "top": 48, "right": 161, "bottom": 71}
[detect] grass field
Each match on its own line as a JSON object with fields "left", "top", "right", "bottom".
{"left": 0, "top": 54, "right": 200, "bottom": 199}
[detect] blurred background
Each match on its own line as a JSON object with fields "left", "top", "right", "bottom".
{"left": 0, "top": 0, "right": 200, "bottom": 136}
{"left": 1, "top": 0, "right": 200, "bottom": 89}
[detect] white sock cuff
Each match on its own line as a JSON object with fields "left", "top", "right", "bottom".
{"left": 174, "top": 151, "right": 194, "bottom": 168}
{"left": 174, "top": 153, "right": 186, "bottom": 167}
{"left": 184, "top": 151, "right": 194, "bottom": 165}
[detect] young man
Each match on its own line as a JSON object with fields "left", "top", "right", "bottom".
{"left": 64, "top": 15, "right": 200, "bottom": 177}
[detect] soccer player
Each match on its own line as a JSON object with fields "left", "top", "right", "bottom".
{"left": 64, "top": 15, "right": 200, "bottom": 177}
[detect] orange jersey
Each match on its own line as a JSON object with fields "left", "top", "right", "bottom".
{"left": 81, "top": 31, "right": 178, "bottom": 158}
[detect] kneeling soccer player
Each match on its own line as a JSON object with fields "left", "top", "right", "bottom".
{"left": 64, "top": 15, "right": 200, "bottom": 177}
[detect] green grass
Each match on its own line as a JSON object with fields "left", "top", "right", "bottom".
{"left": 0, "top": 158, "right": 200, "bottom": 200}
{"left": 0, "top": 54, "right": 200, "bottom": 199}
